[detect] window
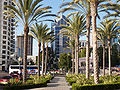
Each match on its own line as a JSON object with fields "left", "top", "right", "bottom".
{"left": 3, "top": 41, "right": 6, "bottom": 44}
{"left": 2, "top": 50, "right": 6, "bottom": 54}
{"left": 8, "top": 46, "right": 10, "bottom": 50}
{"left": 3, "top": 46, "right": 6, "bottom": 49}
{"left": 2, "top": 55, "right": 6, "bottom": 59}
{"left": 7, "top": 51, "right": 9, "bottom": 54}
{"left": 3, "top": 16, "right": 7, "bottom": 20}
{"left": 2, "top": 66, "right": 5, "bottom": 71}
{"left": 3, "top": 26, "right": 7, "bottom": 29}
{"left": 7, "top": 56, "right": 9, "bottom": 59}
{"left": 8, "top": 32, "right": 10, "bottom": 36}
{"left": 8, "top": 42, "right": 10, "bottom": 45}
{"left": 3, "top": 21, "right": 7, "bottom": 25}
{"left": 81, "top": 62, "right": 86, "bottom": 67}
{"left": 2, "top": 61, "right": 5, "bottom": 64}
{"left": 4, "top": 2, "right": 7, "bottom": 5}
{"left": 3, "top": 31, "right": 7, "bottom": 34}
{"left": 3, "top": 36, "right": 6, "bottom": 39}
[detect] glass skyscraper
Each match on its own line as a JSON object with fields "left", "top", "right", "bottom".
{"left": 51, "top": 15, "right": 70, "bottom": 58}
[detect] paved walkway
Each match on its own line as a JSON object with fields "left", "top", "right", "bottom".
{"left": 28, "top": 76, "right": 72, "bottom": 90}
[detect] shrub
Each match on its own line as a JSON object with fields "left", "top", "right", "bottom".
{"left": 99, "top": 75, "right": 118, "bottom": 84}
{"left": 3, "top": 81, "right": 47, "bottom": 90}
{"left": 66, "top": 74, "right": 78, "bottom": 85}
{"left": 4, "top": 75, "right": 53, "bottom": 90}
{"left": 72, "top": 82, "right": 120, "bottom": 90}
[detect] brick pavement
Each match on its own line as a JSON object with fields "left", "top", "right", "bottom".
{"left": 28, "top": 76, "right": 72, "bottom": 90}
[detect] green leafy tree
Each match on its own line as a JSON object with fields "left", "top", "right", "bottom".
{"left": 111, "top": 44, "right": 120, "bottom": 66}
{"left": 59, "top": 53, "right": 72, "bottom": 72}
{"left": 66, "top": 53, "right": 72, "bottom": 72}
{"left": 59, "top": 53, "right": 68, "bottom": 70}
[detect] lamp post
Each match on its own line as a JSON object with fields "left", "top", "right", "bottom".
{"left": 18, "top": 57, "right": 22, "bottom": 79}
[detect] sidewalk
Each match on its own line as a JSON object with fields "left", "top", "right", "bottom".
{"left": 28, "top": 76, "right": 72, "bottom": 90}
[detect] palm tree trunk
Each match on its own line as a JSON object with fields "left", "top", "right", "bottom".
{"left": 75, "top": 35, "right": 79, "bottom": 74}
{"left": 90, "top": 1, "right": 99, "bottom": 84}
{"left": 45, "top": 43, "right": 48, "bottom": 75}
{"left": 38, "top": 42, "right": 41, "bottom": 77}
{"left": 86, "top": 15, "right": 91, "bottom": 79}
{"left": 72, "top": 48, "right": 75, "bottom": 74}
{"left": 42, "top": 41, "right": 45, "bottom": 75}
{"left": 23, "top": 26, "right": 29, "bottom": 83}
{"left": 103, "top": 43, "right": 105, "bottom": 76}
{"left": 108, "top": 39, "right": 111, "bottom": 75}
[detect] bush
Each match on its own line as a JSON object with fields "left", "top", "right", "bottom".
{"left": 66, "top": 74, "right": 78, "bottom": 85}
{"left": 99, "top": 75, "right": 118, "bottom": 84}
{"left": 4, "top": 75, "right": 53, "bottom": 90}
{"left": 3, "top": 81, "right": 47, "bottom": 90}
{"left": 72, "top": 82, "right": 120, "bottom": 90}
{"left": 66, "top": 74, "right": 120, "bottom": 86}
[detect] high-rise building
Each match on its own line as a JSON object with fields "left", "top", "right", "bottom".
{"left": 0, "top": 0, "right": 15, "bottom": 71}
{"left": 51, "top": 15, "right": 70, "bottom": 58}
{"left": 17, "top": 35, "right": 33, "bottom": 58}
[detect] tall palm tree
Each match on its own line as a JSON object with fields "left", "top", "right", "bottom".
{"left": 59, "top": 0, "right": 91, "bottom": 78}
{"left": 97, "top": 22, "right": 108, "bottom": 76}
{"left": 105, "top": 20, "right": 120, "bottom": 75}
{"left": 89, "top": 0, "right": 99, "bottom": 84}
{"left": 88, "top": 0, "right": 108, "bottom": 84}
{"left": 30, "top": 23, "right": 50, "bottom": 77}
{"left": 59, "top": 13, "right": 86, "bottom": 74}
{"left": 4, "top": 0, "right": 53, "bottom": 82}
{"left": 40, "top": 24, "right": 51, "bottom": 76}
{"left": 44, "top": 34, "right": 54, "bottom": 75}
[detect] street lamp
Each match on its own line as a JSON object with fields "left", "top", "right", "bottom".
{"left": 18, "top": 57, "right": 22, "bottom": 79}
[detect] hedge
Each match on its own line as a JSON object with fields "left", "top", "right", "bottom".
{"left": 3, "top": 75, "right": 54, "bottom": 90}
{"left": 3, "top": 81, "right": 47, "bottom": 90}
{"left": 72, "top": 82, "right": 120, "bottom": 90}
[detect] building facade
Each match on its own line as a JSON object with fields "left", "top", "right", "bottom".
{"left": 0, "top": 0, "right": 15, "bottom": 71}
{"left": 17, "top": 35, "right": 33, "bottom": 58}
{"left": 51, "top": 15, "right": 70, "bottom": 58}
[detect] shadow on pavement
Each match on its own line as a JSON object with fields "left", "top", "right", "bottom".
{"left": 47, "top": 83, "right": 60, "bottom": 87}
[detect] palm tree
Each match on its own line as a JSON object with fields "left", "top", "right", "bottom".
{"left": 59, "top": 0, "right": 90, "bottom": 77}
{"left": 4, "top": 0, "right": 53, "bottom": 82}
{"left": 97, "top": 22, "right": 108, "bottom": 76}
{"left": 30, "top": 23, "right": 50, "bottom": 77}
{"left": 89, "top": 0, "right": 99, "bottom": 84}
{"left": 101, "top": 0, "right": 120, "bottom": 20}
{"left": 105, "top": 20, "right": 120, "bottom": 75}
{"left": 40, "top": 24, "right": 51, "bottom": 76}
{"left": 59, "top": 13, "right": 86, "bottom": 74}
{"left": 44, "top": 34, "right": 54, "bottom": 75}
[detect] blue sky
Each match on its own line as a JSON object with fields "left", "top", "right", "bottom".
{"left": 16, "top": 0, "right": 117, "bottom": 56}
{"left": 16, "top": 0, "right": 70, "bottom": 56}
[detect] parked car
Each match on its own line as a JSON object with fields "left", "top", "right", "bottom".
{"left": 0, "top": 76, "right": 12, "bottom": 85}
